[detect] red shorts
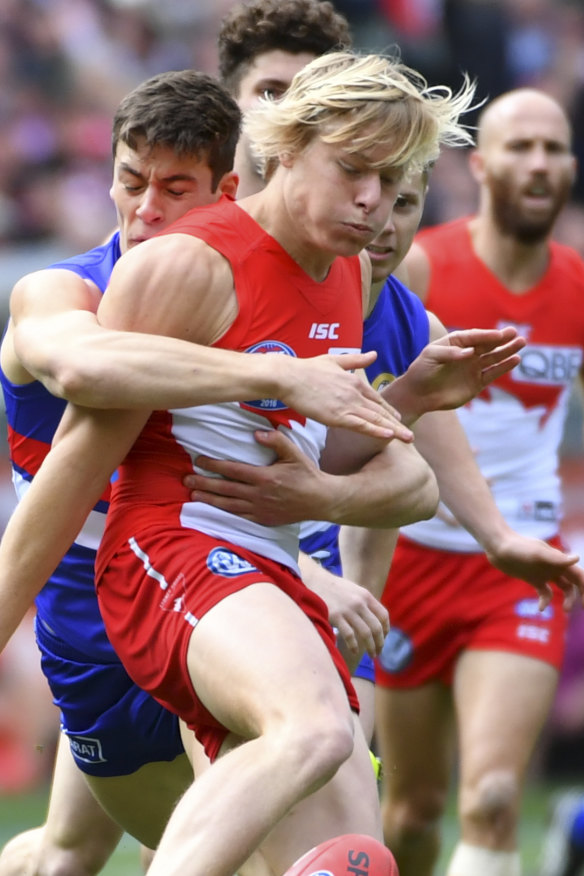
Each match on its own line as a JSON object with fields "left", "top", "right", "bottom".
{"left": 96, "top": 526, "right": 358, "bottom": 760}
{"left": 375, "top": 534, "right": 569, "bottom": 689}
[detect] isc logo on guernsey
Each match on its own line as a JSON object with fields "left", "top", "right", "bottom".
{"left": 309, "top": 322, "right": 340, "bottom": 340}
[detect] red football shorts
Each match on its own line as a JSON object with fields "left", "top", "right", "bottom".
{"left": 375, "top": 534, "right": 569, "bottom": 689}
{"left": 96, "top": 526, "right": 358, "bottom": 760}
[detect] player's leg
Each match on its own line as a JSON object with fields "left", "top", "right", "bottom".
{"left": 448, "top": 649, "right": 559, "bottom": 876}
{"left": 0, "top": 733, "right": 123, "bottom": 876}
{"left": 35, "top": 613, "right": 191, "bottom": 851}
{"left": 179, "top": 725, "right": 275, "bottom": 876}
{"left": 147, "top": 580, "right": 381, "bottom": 876}
{"left": 85, "top": 752, "right": 193, "bottom": 849}
{"left": 258, "top": 709, "right": 381, "bottom": 873}
{"left": 375, "top": 681, "right": 455, "bottom": 876}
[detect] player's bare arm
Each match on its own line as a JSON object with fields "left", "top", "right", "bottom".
{"left": 413, "top": 405, "right": 584, "bottom": 609}
{"left": 299, "top": 552, "right": 389, "bottom": 665}
{"left": 183, "top": 320, "right": 526, "bottom": 525}
{"left": 339, "top": 525, "right": 400, "bottom": 603}
{"left": 8, "top": 260, "right": 400, "bottom": 440}
{"left": 186, "top": 426, "right": 438, "bottom": 528}
{"left": 0, "top": 403, "right": 149, "bottom": 654}
{"left": 382, "top": 321, "right": 526, "bottom": 424}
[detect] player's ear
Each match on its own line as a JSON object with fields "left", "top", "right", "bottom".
{"left": 468, "top": 148, "right": 485, "bottom": 184}
{"left": 217, "top": 171, "right": 239, "bottom": 198}
{"left": 278, "top": 150, "right": 295, "bottom": 168}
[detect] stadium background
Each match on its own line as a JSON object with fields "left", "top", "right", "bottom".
{"left": 0, "top": 1, "right": 583, "bottom": 872}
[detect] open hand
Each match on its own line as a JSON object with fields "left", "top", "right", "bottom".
{"left": 397, "top": 325, "right": 526, "bottom": 416}
{"left": 184, "top": 430, "right": 329, "bottom": 525}
{"left": 486, "top": 531, "right": 584, "bottom": 612}
{"left": 274, "top": 351, "right": 412, "bottom": 442}
{"left": 301, "top": 555, "right": 389, "bottom": 667}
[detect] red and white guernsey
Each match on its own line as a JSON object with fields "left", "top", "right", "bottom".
{"left": 97, "top": 195, "right": 363, "bottom": 577}
{"left": 402, "top": 216, "right": 584, "bottom": 552}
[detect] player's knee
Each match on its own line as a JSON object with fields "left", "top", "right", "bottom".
{"left": 281, "top": 708, "right": 355, "bottom": 792}
{"left": 0, "top": 828, "right": 44, "bottom": 876}
{"left": 460, "top": 769, "right": 518, "bottom": 840}
{"left": 382, "top": 785, "right": 446, "bottom": 843}
{"left": 36, "top": 850, "right": 106, "bottom": 876}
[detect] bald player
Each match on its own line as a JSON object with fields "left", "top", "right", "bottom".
{"left": 374, "top": 88, "right": 584, "bottom": 876}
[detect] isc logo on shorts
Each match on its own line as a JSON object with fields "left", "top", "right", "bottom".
{"left": 517, "top": 624, "right": 550, "bottom": 644}
{"left": 207, "top": 548, "right": 259, "bottom": 577}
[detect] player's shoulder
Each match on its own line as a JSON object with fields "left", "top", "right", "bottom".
{"left": 383, "top": 273, "right": 427, "bottom": 314}
{"left": 549, "top": 238, "right": 584, "bottom": 283}
{"left": 109, "top": 236, "right": 230, "bottom": 336}
{"left": 48, "top": 232, "right": 121, "bottom": 285}
{"left": 415, "top": 215, "right": 471, "bottom": 250}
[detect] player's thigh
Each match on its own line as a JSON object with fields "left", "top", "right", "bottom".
{"left": 454, "top": 649, "right": 559, "bottom": 785}
{"left": 259, "top": 712, "right": 382, "bottom": 874}
{"left": 86, "top": 752, "right": 193, "bottom": 850}
{"left": 375, "top": 681, "right": 454, "bottom": 801}
{"left": 188, "top": 581, "right": 355, "bottom": 738}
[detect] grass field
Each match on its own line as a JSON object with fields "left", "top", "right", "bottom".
{"left": 0, "top": 778, "right": 571, "bottom": 875}
{"left": 0, "top": 786, "right": 141, "bottom": 873}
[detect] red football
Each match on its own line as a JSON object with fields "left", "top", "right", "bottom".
{"left": 283, "top": 833, "right": 399, "bottom": 876}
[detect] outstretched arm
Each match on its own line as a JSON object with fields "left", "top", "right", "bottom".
{"left": 380, "top": 320, "right": 526, "bottom": 425}
{"left": 9, "top": 267, "right": 402, "bottom": 441}
{"left": 339, "top": 313, "right": 584, "bottom": 609}
{"left": 338, "top": 402, "right": 584, "bottom": 612}
{"left": 183, "top": 322, "right": 525, "bottom": 527}
{"left": 0, "top": 404, "right": 148, "bottom": 653}
{"left": 414, "top": 406, "right": 584, "bottom": 610}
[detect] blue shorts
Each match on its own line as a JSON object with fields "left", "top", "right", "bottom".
{"left": 354, "top": 652, "right": 375, "bottom": 683}
{"left": 35, "top": 615, "right": 184, "bottom": 777}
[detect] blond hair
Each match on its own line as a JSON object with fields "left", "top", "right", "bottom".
{"left": 245, "top": 51, "right": 476, "bottom": 180}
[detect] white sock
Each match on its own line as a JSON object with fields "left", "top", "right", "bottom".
{"left": 446, "top": 841, "right": 521, "bottom": 876}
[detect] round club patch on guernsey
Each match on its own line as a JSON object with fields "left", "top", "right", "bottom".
{"left": 378, "top": 628, "right": 413, "bottom": 674}
{"left": 243, "top": 340, "right": 296, "bottom": 413}
{"left": 206, "top": 547, "right": 259, "bottom": 577}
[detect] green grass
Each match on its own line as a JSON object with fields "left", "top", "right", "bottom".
{"left": 0, "top": 778, "right": 569, "bottom": 874}
{"left": 0, "top": 787, "right": 143, "bottom": 874}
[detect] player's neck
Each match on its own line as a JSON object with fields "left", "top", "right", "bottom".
{"left": 367, "top": 278, "right": 385, "bottom": 317}
{"left": 468, "top": 215, "right": 551, "bottom": 295}
{"left": 239, "top": 182, "right": 335, "bottom": 282}
{"left": 234, "top": 169, "right": 265, "bottom": 199}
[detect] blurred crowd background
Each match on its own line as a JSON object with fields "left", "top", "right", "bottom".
{"left": 0, "top": 0, "right": 583, "bottom": 795}
{"left": 3, "top": 0, "right": 584, "bottom": 281}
